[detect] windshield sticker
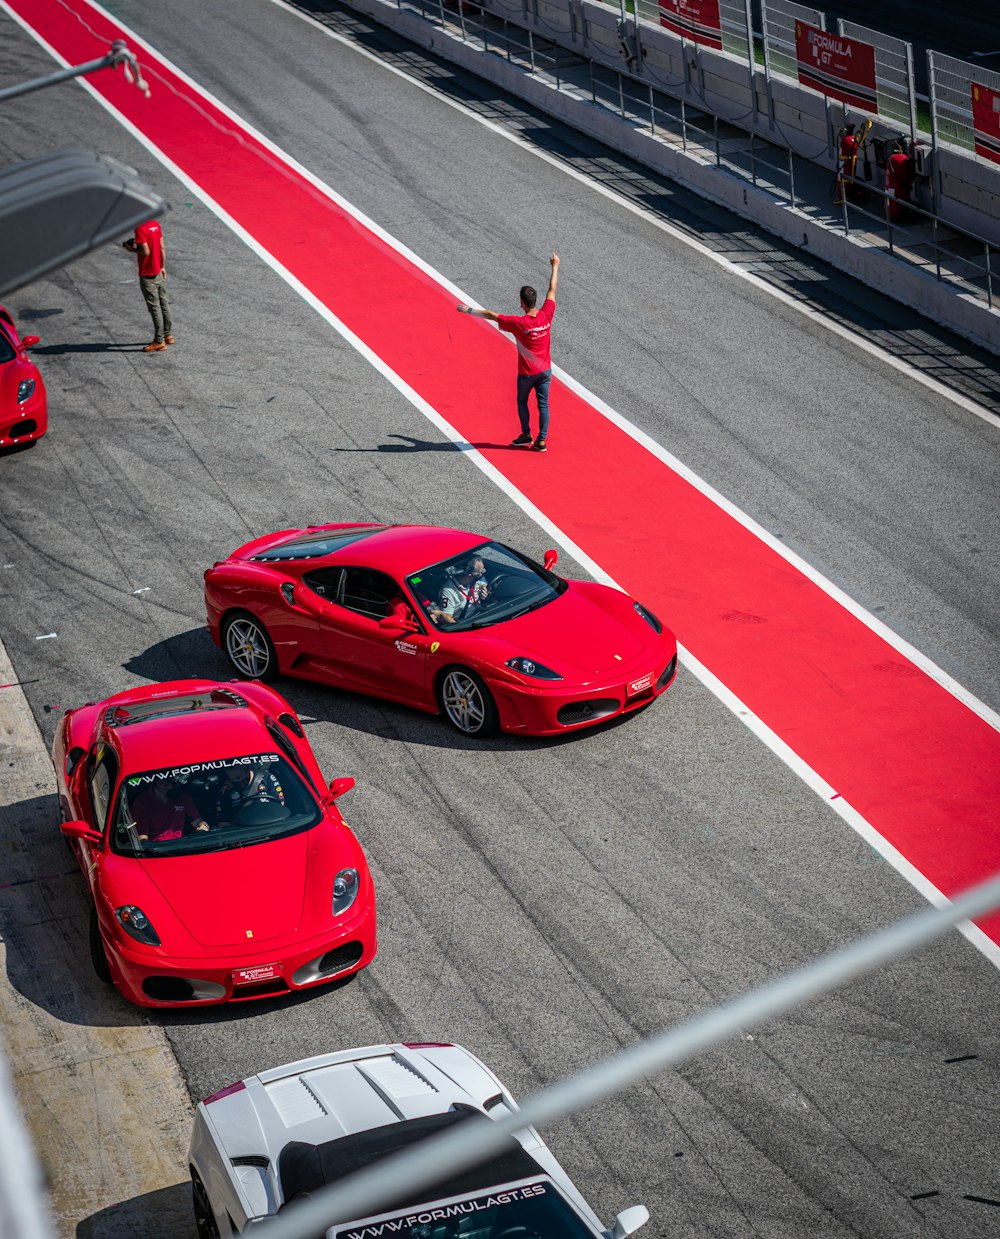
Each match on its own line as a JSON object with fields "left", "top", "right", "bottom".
{"left": 127, "top": 755, "right": 280, "bottom": 785}
{"left": 342, "top": 1184, "right": 548, "bottom": 1239}
{"left": 410, "top": 575, "right": 422, "bottom": 584}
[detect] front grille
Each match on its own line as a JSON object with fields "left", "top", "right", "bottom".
{"left": 10, "top": 419, "right": 36, "bottom": 439}
{"left": 143, "top": 976, "right": 195, "bottom": 1002}
{"left": 657, "top": 656, "right": 678, "bottom": 690}
{"left": 318, "top": 941, "right": 364, "bottom": 975}
{"left": 556, "top": 698, "right": 620, "bottom": 726}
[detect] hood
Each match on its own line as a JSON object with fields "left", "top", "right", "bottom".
{"left": 139, "top": 832, "right": 310, "bottom": 946}
{"left": 488, "top": 588, "right": 647, "bottom": 677}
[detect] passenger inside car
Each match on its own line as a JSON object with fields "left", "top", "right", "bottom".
{"left": 131, "top": 778, "right": 210, "bottom": 841}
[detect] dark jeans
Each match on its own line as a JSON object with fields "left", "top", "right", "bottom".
{"left": 516, "top": 369, "right": 551, "bottom": 438}
{"left": 140, "top": 272, "right": 172, "bottom": 341}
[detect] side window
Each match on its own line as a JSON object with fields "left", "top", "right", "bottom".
{"left": 341, "top": 568, "right": 399, "bottom": 620}
{"left": 88, "top": 750, "right": 119, "bottom": 833}
{"left": 301, "top": 567, "right": 342, "bottom": 600}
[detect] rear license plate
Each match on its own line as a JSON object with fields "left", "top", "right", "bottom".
{"left": 626, "top": 673, "right": 652, "bottom": 698}
{"left": 234, "top": 963, "right": 279, "bottom": 986}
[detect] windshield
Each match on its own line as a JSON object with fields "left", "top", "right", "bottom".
{"left": 337, "top": 1179, "right": 593, "bottom": 1239}
{"left": 111, "top": 752, "right": 321, "bottom": 857}
{"left": 407, "top": 542, "right": 566, "bottom": 632}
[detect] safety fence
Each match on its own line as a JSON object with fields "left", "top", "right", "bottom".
{"left": 378, "top": 0, "right": 999, "bottom": 314}
{"left": 836, "top": 18, "right": 916, "bottom": 141}
{"left": 929, "top": 51, "right": 1000, "bottom": 164}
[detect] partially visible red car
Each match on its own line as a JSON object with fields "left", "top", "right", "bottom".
{"left": 204, "top": 523, "right": 678, "bottom": 738}
{"left": 0, "top": 305, "right": 47, "bottom": 448}
{"left": 54, "top": 678, "right": 376, "bottom": 1008}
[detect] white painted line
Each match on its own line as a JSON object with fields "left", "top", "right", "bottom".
{"left": 34, "top": 633, "right": 57, "bottom": 641}
{"left": 267, "top": 0, "right": 1000, "bottom": 430}
{"left": 8, "top": 0, "right": 999, "bottom": 968}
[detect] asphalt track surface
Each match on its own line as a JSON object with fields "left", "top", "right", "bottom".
{"left": 1, "top": 1, "right": 999, "bottom": 1237}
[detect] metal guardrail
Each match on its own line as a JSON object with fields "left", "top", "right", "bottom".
{"left": 386, "top": 0, "right": 999, "bottom": 314}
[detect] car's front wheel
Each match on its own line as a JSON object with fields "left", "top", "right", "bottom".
{"left": 89, "top": 908, "right": 112, "bottom": 984}
{"left": 223, "top": 611, "right": 277, "bottom": 680}
{"left": 438, "top": 667, "right": 498, "bottom": 737}
{"left": 192, "top": 1171, "right": 220, "bottom": 1239}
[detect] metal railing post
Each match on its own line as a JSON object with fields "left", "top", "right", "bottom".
{"left": 933, "top": 216, "right": 940, "bottom": 280}
{"left": 649, "top": 83, "right": 655, "bottom": 136}
{"left": 681, "top": 98, "right": 687, "bottom": 151}
{"left": 528, "top": 27, "right": 535, "bottom": 74}
{"left": 986, "top": 242, "right": 994, "bottom": 311}
{"left": 715, "top": 113, "right": 721, "bottom": 167}
{"left": 788, "top": 147, "right": 795, "bottom": 208}
{"left": 591, "top": 60, "right": 596, "bottom": 105}
{"left": 750, "top": 130, "right": 756, "bottom": 186}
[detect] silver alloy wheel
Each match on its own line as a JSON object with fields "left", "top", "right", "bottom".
{"left": 441, "top": 669, "right": 487, "bottom": 734}
{"left": 225, "top": 616, "right": 272, "bottom": 678}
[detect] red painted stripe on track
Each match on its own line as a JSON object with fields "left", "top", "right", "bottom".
{"left": 13, "top": 0, "right": 1000, "bottom": 942}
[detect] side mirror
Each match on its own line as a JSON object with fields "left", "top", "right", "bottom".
{"left": 328, "top": 777, "right": 355, "bottom": 800}
{"left": 543, "top": 549, "right": 559, "bottom": 571}
{"left": 611, "top": 1207, "right": 649, "bottom": 1239}
{"left": 61, "top": 819, "right": 103, "bottom": 846}
{"left": 22, "top": 335, "right": 40, "bottom": 348}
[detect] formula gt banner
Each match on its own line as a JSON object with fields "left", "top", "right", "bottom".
{"left": 794, "top": 22, "right": 877, "bottom": 112}
{"left": 971, "top": 82, "right": 1000, "bottom": 166}
{"left": 659, "top": 0, "right": 722, "bottom": 51}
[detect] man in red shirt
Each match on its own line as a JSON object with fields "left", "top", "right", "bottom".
{"left": 122, "top": 218, "right": 174, "bottom": 352}
{"left": 457, "top": 253, "right": 559, "bottom": 453}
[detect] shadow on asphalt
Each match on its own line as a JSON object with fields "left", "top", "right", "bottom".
{"left": 331, "top": 434, "right": 527, "bottom": 453}
{"left": 124, "top": 628, "right": 612, "bottom": 752}
{"left": 31, "top": 341, "right": 148, "bottom": 355}
{"left": 77, "top": 1181, "right": 192, "bottom": 1239}
{"left": 1, "top": 793, "right": 148, "bottom": 1027}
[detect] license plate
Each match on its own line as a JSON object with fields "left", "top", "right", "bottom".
{"left": 626, "top": 674, "right": 652, "bottom": 698}
{"left": 234, "top": 963, "right": 279, "bottom": 986}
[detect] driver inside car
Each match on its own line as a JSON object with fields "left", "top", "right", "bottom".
{"left": 215, "top": 763, "right": 285, "bottom": 828}
{"left": 430, "top": 556, "right": 491, "bottom": 626}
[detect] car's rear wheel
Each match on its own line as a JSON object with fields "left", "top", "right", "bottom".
{"left": 223, "top": 611, "right": 277, "bottom": 681}
{"left": 89, "top": 908, "right": 112, "bottom": 984}
{"left": 192, "top": 1171, "right": 220, "bottom": 1239}
{"left": 438, "top": 667, "right": 498, "bottom": 737}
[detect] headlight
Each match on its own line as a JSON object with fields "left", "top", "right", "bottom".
{"left": 17, "top": 378, "right": 36, "bottom": 404}
{"left": 633, "top": 601, "right": 662, "bottom": 633}
{"left": 332, "top": 868, "right": 359, "bottom": 916}
{"left": 115, "top": 905, "right": 161, "bottom": 945}
{"left": 505, "top": 657, "right": 562, "bottom": 680}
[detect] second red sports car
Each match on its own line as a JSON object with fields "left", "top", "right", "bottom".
{"left": 54, "top": 678, "right": 376, "bottom": 1007}
{"left": 204, "top": 523, "right": 677, "bottom": 737}
{"left": 0, "top": 305, "right": 48, "bottom": 449}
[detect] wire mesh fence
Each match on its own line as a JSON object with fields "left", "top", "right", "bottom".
{"left": 929, "top": 50, "right": 1000, "bottom": 165}
{"left": 837, "top": 19, "right": 915, "bottom": 136}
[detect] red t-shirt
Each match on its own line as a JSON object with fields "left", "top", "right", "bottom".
{"left": 134, "top": 220, "right": 164, "bottom": 278}
{"left": 497, "top": 299, "right": 556, "bottom": 375}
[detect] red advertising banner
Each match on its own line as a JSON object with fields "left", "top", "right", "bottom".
{"left": 659, "top": 0, "right": 722, "bottom": 52}
{"left": 794, "top": 21, "right": 878, "bottom": 113}
{"left": 971, "top": 82, "right": 1000, "bottom": 166}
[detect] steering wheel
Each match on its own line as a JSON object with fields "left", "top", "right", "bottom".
{"left": 480, "top": 572, "right": 506, "bottom": 603}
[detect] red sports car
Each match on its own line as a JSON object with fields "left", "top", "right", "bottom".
{"left": 0, "top": 305, "right": 48, "bottom": 448}
{"left": 54, "top": 678, "right": 376, "bottom": 1008}
{"left": 204, "top": 524, "right": 677, "bottom": 737}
